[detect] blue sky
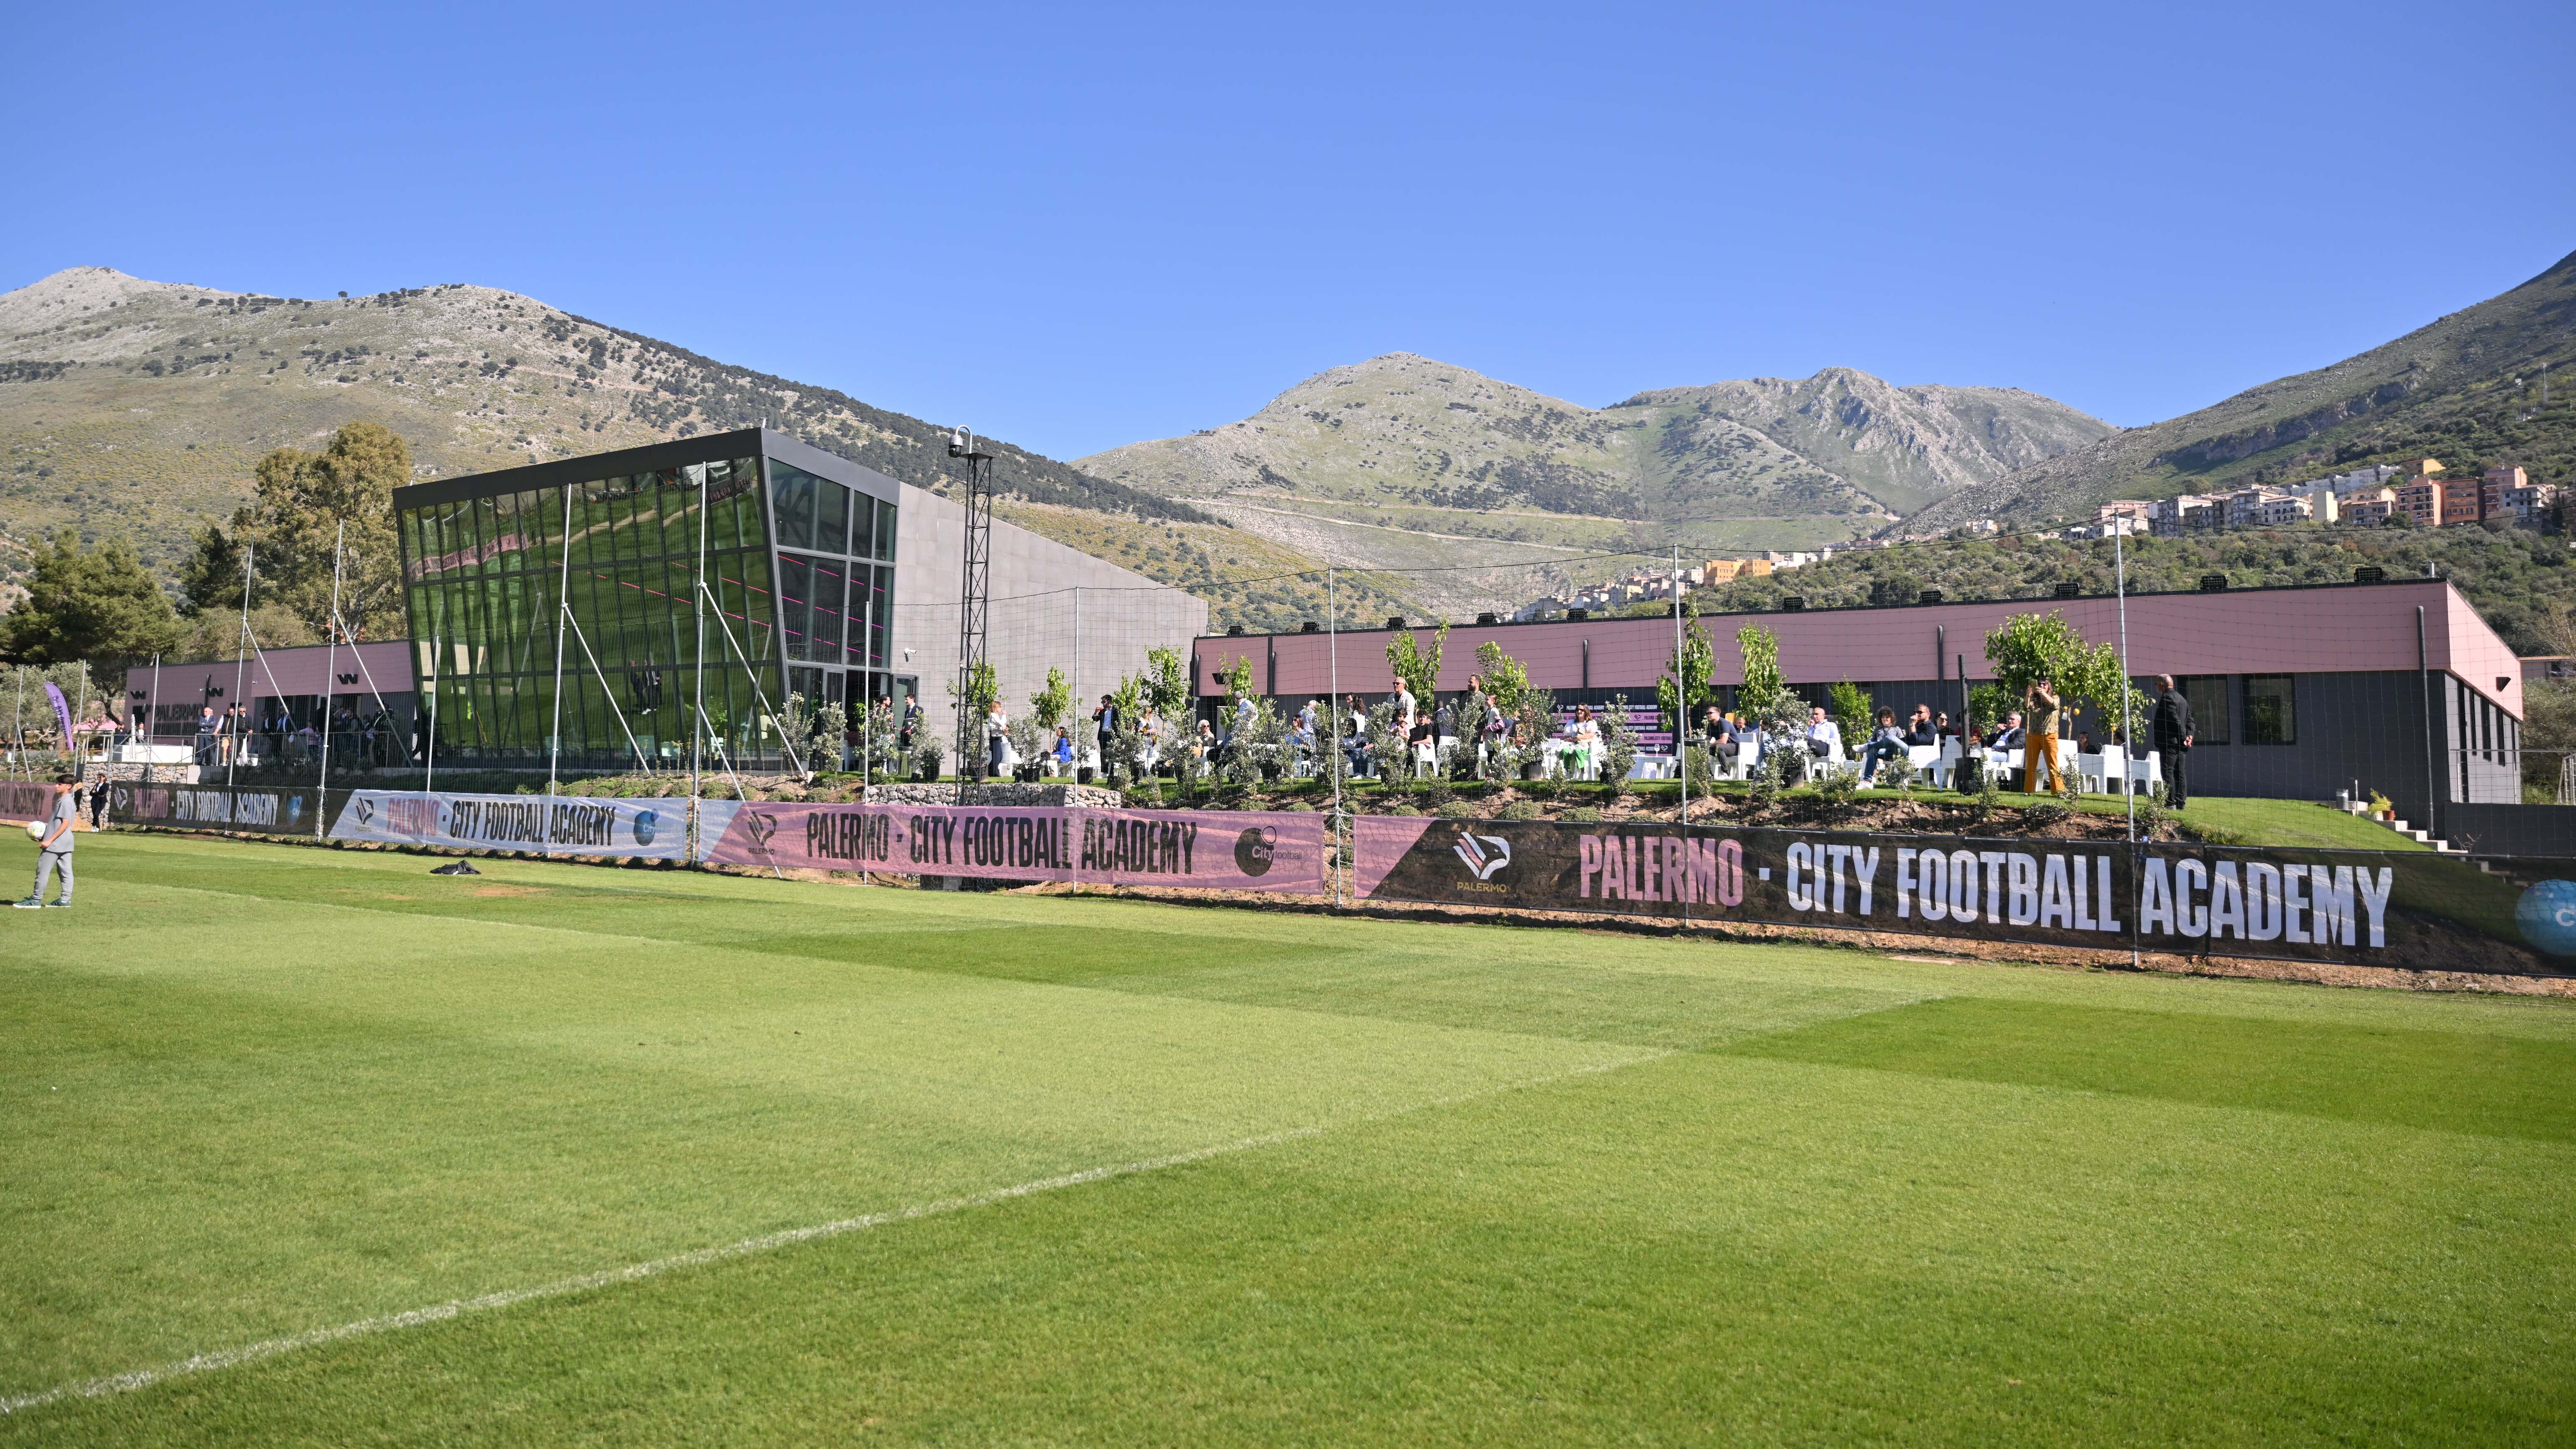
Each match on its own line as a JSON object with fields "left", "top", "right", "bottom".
{"left": 7, "top": 1, "right": 2570, "bottom": 461}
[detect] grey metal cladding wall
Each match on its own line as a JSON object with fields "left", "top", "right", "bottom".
{"left": 2178, "top": 671, "right": 2407, "bottom": 816}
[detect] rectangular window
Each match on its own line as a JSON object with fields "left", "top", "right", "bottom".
{"left": 2181, "top": 676, "right": 2229, "bottom": 745}
{"left": 842, "top": 570, "right": 867, "bottom": 668}
{"left": 2244, "top": 675, "right": 2294, "bottom": 745}
{"left": 874, "top": 498, "right": 897, "bottom": 561}
{"left": 809, "top": 556, "right": 850, "bottom": 660}
{"left": 870, "top": 565, "right": 892, "bottom": 669}
{"left": 818, "top": 483, "right": 850, "bottom": 555}
{"left": 768, "top": 462, "right": 819, "bottom": 551}
{"left": 778, "top": 554, "right": 813, "bottom": 662}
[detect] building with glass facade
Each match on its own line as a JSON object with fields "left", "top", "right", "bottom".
{"left": 392, "top": 429, "right": 907, "bottom": 771}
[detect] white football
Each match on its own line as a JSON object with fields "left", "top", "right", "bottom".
{"left": 25, "top": 820, "right": 43, "bottom": 841}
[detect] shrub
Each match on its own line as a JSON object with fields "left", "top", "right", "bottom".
{"left": 1561, "top": 806, "right": 1603, "bottom": 823}
{"left": 1435, "top": 800, "right": 1476, "bottom": 819}
{"left": 1497, "top": 800, "right": 1542, "bottom": 821}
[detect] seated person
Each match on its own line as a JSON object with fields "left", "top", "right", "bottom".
{"left": 1803, "top": 706, "right": 1841, "bottom": 760}
{"left": 1902, "top": 704, "right": 1937, "bottom": 748}
{"left": 1984, "top": 711, "right": 2025, "bottom": 751}
{"left": 1859, "top": 708, "right": 1908, "bottom": 783}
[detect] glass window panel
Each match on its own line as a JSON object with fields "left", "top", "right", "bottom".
{"left": 874, "top": 499, "right": 897, "bottom": 561}
{"left": 779, "top": 554, "right": 813, "bottom": 663}
{"left": 767, "top": 461, "right": 817, "bottom": 552}
{"left": 818, "top": 483, "right": 849, "bottom": 555}
{"left": 870, "top": 565, "right": 892, "bottom": 669}
{"left": 2182, "top": 676, "right": 2230, "bottom": 745}
{"left": 2244, "top": 676, "right": 2294, "bottom": 746}
{"left": 855, "top": 570, "right": 876, "bottom": 670}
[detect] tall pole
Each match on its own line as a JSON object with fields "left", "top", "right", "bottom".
{"left": 144, "top": 652, "right": 163, "bottom": 785}
{"left": 228, "top": 543, "right": 254, "bottom": 789}
{"left": 949, "top": 432, "right": 995, "bottom": 782}
{"left": 424, "top": 629, "right": 441, "bottom": 795}
{"left": 314, "top": 525, "right": 344, "bottom": 838}
{"left": 692, "top": 466, "right": 708, "bottom": 825}
{"left": 547, "top": 483, "right": 574, "bottom": 820}
{"left": 2117, "top": 525, "right": 2135, "bottom": 842}
{"left": 1327, "top": 564, "right": 1341, "bottom": 908}
{"left": 2418, "top": 604, "right": 2437, "bottom": 842}
{"left": 1670, "top": 545, "right": 1689, "bottom": 925}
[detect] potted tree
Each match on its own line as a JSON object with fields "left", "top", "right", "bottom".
{"left": 914, "top": 738, "right": 944, "bottom": 783}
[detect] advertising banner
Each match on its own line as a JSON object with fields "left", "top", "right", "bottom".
{"left": 697, "top": 802, "right": 1328, "bottom": 892}
{"left": 0, "top": 781, "right": 62, "bottom": 825}
{"left": 1353, "top": 817, "right": 2576, "bottom": 976}
{"left": 329, "top": 791, "right": 697, "bottom": 860}
{"left": 108, "top": 781, "right": 343, "bottom": 837}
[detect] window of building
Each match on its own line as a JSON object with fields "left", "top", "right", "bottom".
{"left": 2181, "top": 676, "right": 2229, "bottom": 744}
{"left": 768, "top": 463, "right": 819, "bottom": 551}
{"left": 2244, "top": 675, "right": 2294, "bottom": 745}
{"left": 873, "top": 498, "right": 897, "bottom": 561}
{"left": 818, "top": 483, "right": 850, "bottom": 555}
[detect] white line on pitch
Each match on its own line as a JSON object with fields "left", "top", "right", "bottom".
{"left": 0, "top": 1051, "right": 1668, "bottom": 1418}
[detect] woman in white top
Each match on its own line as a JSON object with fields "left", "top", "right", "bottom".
{"left": 1568, "top": 704, "right": 1601, "bottom": 779}
{"left": 984, "top": 701, "right": 1011, "bottom": 776}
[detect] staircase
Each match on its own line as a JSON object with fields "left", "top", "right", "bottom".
{"left": 2338, "top": 800, "right": 2465, "bottom": 856}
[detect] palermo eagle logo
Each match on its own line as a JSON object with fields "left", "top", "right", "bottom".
{"left": 1450, "top": 825, "right": 1511, "bottom": 881}
{"left": 742, "top": 810, "right": 778, "bottom": 857}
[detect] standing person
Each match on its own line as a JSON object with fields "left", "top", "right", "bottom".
{"left": 983, "top": 699, "right": 1010, "bottom": 778}
{"left": 1091, "top": 693, "right": 1116, "bottom": 768}
{"left": 2152, "top": 674, "right": 2195, "bottom": 809}
{"left": 15, "top": 773, "right": 79, "bottom": 909}
{"left": 1432, "top": 697, "right": 1457, "bottom": 758}
{"left": 2022, "top": 678, "right": 2067, "bottom": 795}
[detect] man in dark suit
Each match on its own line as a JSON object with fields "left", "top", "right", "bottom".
{"left": 2152, "top": 675, "right": 2195, "bottom": 809}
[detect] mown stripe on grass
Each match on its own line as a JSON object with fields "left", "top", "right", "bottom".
{"left": 1728, "top": 995, "right": 2576, "bottom": 1143}
{"left": 0, "top": 1051, "right": 1673, "bottom": 1419}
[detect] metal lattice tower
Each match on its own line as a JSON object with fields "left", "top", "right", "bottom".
{"left": 948, "top": 428, "right": 997, "bottom": 778}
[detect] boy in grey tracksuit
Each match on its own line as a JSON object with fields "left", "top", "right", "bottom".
{"left": 16, "top": 775, "right": 78, "bottom": 909}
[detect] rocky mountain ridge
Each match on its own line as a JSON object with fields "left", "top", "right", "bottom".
{"left": 1905, "top": 248, "right": 2576, "bottom": 533}
{"left": 1075, "top": 353, "right": 2112, "bottom": 614}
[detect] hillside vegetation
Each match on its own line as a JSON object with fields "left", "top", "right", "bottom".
{"left": 1908, "top": 248, "right": 2576, "bottom": 533}
{"left": 1076, "top": 354, "right": 2110, "bottom": 614}
{"left": 0, "top": 268, "right": 1417, "bottom": 626}
{"left": 1694, "top": 525, "right": 2576, "bottom": 656}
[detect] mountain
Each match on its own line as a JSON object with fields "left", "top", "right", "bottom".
{"left": 1906, "top": 248, "right": 2576, "bottom": 534}
{"left": 1075, "top": 354, "right": 2110, "bottom": 616}
{"left": 0, "top": 267, "right": 1393, "bottom": 631}
{"left": 1616, "top": 368, "right": 2119, "bottom": 517}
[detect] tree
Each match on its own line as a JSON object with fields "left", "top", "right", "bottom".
{"left": 1828, "top": 679, "right": 1874, "bottom": 748}
{"left": 1982, "top": 610, "right": 2144, "bottom": 738}
{"left": 0, "top": 531, "right": 184, "bottom": 666}
{"left": 1655, "top": 618, "right": 1718, "bottom": 736}
{"left": 1735, "top": 623, "right": 1792, "bottom": 724}
{"left": 174, "top": 522, "right": 254, "bottom": 618}
{"left": 1030, "top": 665, "right": 1073, "bottom": 730}
{"left": 1386, "top": 620, "right": 1448, "bottom": 704}
{"left": 230, "top": 421, "right": 412, "bottom": 642}
{"left": 1143, "top": 644, "right": 1192, "bottom": 716}
{"left": 1214, "top": 654, "right": 1256, "bottom": 706}
{"left": 1474, "top": 639, "right": 1534, "bottom": 718}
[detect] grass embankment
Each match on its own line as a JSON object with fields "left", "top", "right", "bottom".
{"left": 2, "top": 831, "right": 2567, "bottom": 1445}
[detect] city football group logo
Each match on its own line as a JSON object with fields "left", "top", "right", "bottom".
{"left": 631, "top": 808, "right": 659, "bottom": 848}
{"left": 1234, "top": 826, "right": 1277, "bottom": 877}
{"left": 1450, "top": 825, "right": 1511, "bottom": 881}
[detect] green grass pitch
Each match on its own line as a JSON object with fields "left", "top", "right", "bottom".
{"left": 2, "top": 831, "right": 2571, "bottom": 1445}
